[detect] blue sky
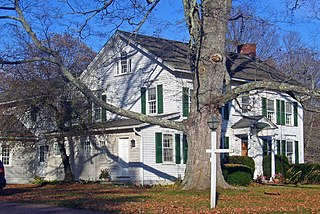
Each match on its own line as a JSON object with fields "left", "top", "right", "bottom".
{"left": 83, "top": 0, "right": 319, "bottom": 52}
{"left": 0, "top": 0, "right": 318, "bottom": 53}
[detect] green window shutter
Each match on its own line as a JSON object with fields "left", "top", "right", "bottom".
{"left": 262, "top": 139, "right": 268, "bottom": 156}
{"left": 276, "top": 140, "right": 281, "bottom": 155}
{"left": 155, "top": 132, "right": 163, "bottom": 163}
{"left": 262, "top": 97, "right": 267, "bottom": 117}
{"left": 101, "top": 95, "right": 107, "bottom": 122}
{"left": 295, "top": 141, "right": 299, "bottom": 164}
{"left": 282, "top": 140, "right": 286, "bottom": 156}
{"left": 157, "top": 85, "right": 163, "bottom": 114}
{"left": 175, "top": 134, "right": 181, "bottom": 164}
{"left": 281, "top": 100, "right": 285, "bottom": 125}
{"left": 141, "top": 87, "right": 146, "bottom": 114}
{"left": 224, "top": 137, "right": 229, "bottom": 157}
{"left": 223, "top": 102, "right": 230, "bottom": 120}
{"left": 182, "top": 87, "right": 189, "bottom": 117}
{"left": 293, "top": 102, "right": 298, "bottom": 127}
{"left": 183, "top": 134, "right": 188, "bottom": 164}
{"left": 88, "top": 101, "right": 92, "bottom": 122}
{"left": 276, "top": 100, "right": 281, "bottom": 125}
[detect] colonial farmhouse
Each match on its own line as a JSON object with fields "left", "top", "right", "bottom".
{"left": 0, "top": 31, "right": 304, "bottom": 184}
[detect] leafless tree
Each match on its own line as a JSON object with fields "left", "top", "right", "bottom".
{"left": 1, "top": 0, "right": 320, "bottom": 189}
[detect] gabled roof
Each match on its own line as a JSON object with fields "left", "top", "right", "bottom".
{"left": 231, "top": 115, "right": 277, "bottom": 130}
{"left": 117, "top": 30, "right": 289, "bottom": 82}
{"left": 118, "top": 31, "right": 190, "bottom": 71}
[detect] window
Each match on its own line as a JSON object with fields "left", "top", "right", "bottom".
{"left": 286, "top": 102, "right": 292, "bottom": 125}
{"left": 39, "top": 146, "right": 46, "bottom": 163}
{"left": 163, "top": 134, "right": 173, "bottom": 162}
{"left": 99, "top": 140, "right": 107, "bottom": 152}
{"left": 286, "top": 141, "right": 293, "bottom": 163}
{"left": 81, "top": 142, "right": 91, "bottom": 156}
{"left": 148, "top": 87, "right": 157, "bottom": 114}
{"left": 116, "top": 51, "right": 131, "bottom": 75}
{"left": 267, "top": 99, "right": 275, "bottom": 121}
{"left": 182, "top": 87, "right": 193, "bottom": 117}
{"left": 93, "top": 103, "right": 101, "bottom": 122}
{"left": 241, "top": 95, "right": 250, "bottom": 113}
{"left": 141, "top": 85, "right": 163, "bottom": 115}
{"left": 54, "top": 142, "right": 61, "bottom": 156}
{"left": 30, "top": 105, "right": 38, "bottom": 122}
{"left": 92, "top": 94, "right": 107, "bottom": 122}
{"left": 1, "top": 146, "right": 10, "bottom": 165}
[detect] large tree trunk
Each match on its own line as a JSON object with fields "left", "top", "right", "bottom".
{"left": 57, "top": 136, "right": 75, "bottom": 182}
{"left": 182, "top": 0, "right": 232, "bottom": 190}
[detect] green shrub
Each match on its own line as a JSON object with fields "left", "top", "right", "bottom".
{"left": 223, "top": 164, "right": 252, "bottom": 186}
{"left": 225, "top": 156, "right": 255, "bottom": 175}
{"left": 263, "top": 155, "right": 290, "bottom": 179}
{"left": 286, "top": 163, "right": 320, "bottom": 184}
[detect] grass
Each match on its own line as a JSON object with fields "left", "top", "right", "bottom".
{"left": 0, "top": 183, "right": 319, "bottom": 213}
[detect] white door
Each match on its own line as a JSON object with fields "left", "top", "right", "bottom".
{"left": 118, "top": 138, "right": 129, "bottom": 177}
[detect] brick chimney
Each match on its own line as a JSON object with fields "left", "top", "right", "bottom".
{"left": 237, "top": 44, "right": 256, "bottom": 58}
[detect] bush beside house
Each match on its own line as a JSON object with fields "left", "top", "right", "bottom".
{"left": 263, "top": 155, "right": 290, "bottom": 179}
{"left": 286, "top": 163, "right": 320, "bottom": 184}
{"left": 222, "top": 156, "right": 255, "bottom": 186}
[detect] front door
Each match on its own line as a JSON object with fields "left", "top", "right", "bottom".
{"left": 118, "top": 138, "right": 129, "bottom": 177}
{"left": 241, "top": 140, "right": 248, "bottom": 156}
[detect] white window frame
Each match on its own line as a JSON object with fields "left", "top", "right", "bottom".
{"left": 286, "top": 141, "right": 293, "bottom": 164}
{"left": 93, "top": 94, "right": 102, "bottom": 122}
{"left": 81, "top": 141, "right": 91, "bottom": 156}
{"left": 99, "top": 140, "right": 107, "bottom": 153}
{"left": 148, "top": 87, "right": 157, "bottom": 114}
{"left": 1, "top": 145, "right": 11, "bottom": 166}
{"left": 241, "top": 95, "right": 250, "bottom": 113}
{"left": 116, "top": 51, "right": 131, "bottom": 75}
{"left": 53, "top": 142, "right": 61, "bottom": 156}
{"left": 285, "top": 102, "right": 292, "bottom": 125}
{"left": 163, "top": 134, "right": 174, "bottom": 162}
{"left": 267, "top": 99, "right": 275, "bottom": 122}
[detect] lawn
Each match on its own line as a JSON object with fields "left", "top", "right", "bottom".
{"left": 0, "top": 182, "right": 319, "bottom": 213}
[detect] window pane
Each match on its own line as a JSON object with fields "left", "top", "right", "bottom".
{"left": 2, "top": 146, "right": 10, "bottom": 165}
{"left": 267, "top": 99, "right": 274, "bottom": 111}
{"left": 241, "top": 96, "right": 250, "bottom": 113}
{"left": 120, "top": 51, "right": 127, "bottom": 73}
{"left": 163, "top": 134, "right": 173, "bottom": 162}
{"left": 148, "top": 87, "right": 157, "bottom": 114}
{"left": 286, "top": 102, "right": 292, "bottom": 113}
{"left": 286, "top": 141, "right": 293, "bottom": 163}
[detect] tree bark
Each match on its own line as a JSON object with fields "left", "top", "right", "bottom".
{"left": 182, "top": 0, "right": 232, "bottom": 189}
{"left": 57, "top": 136, "right": 75, "bottom": 182}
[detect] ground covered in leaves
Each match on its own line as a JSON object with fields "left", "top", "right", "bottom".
{"left": 0, "top": 182, "right": 319, "bottom": 213}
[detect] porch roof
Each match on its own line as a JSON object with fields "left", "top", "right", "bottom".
{"left": 231, "top": 115, "right": 277, "bottom": 130}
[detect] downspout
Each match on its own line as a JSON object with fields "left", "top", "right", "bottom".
{"left": 133, "top": 127, "right": 143, "bottom": 186}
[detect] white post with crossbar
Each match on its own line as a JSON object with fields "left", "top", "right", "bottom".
{"left": 206, "top": 131, "right": 233, "bottom": 209}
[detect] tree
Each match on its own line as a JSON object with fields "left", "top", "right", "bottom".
{"left": 0, "top": 33, "right": 96, "bottom": 181}
{"left": 1, "top": 0, "right": 320, "bottom": 189}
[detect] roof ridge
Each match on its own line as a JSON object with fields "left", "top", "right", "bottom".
{"left": 117, "top": 30, "right": 188, "bottom": 45}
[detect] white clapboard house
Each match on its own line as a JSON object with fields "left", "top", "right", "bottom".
{"left": 1, "top": 31, "right": 304, "bottom": 184}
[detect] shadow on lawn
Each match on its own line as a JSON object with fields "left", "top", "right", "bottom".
{"left": 54, "top": 195, "right": 150, "bottom": 213}
{"left": 0, "top": 187, "right": 31, "bottom": 196}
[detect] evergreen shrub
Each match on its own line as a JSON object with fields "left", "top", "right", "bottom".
{"left": 225, "top": 156, "right": 255, "bottom": 175}
{"left": 262, "top": 155, "right": 290, "bottom": 179}
{"left": 223, "top": 164, "right": 252, "bottom": 186}
{"left": 286, "top": 163, "right": 320, "bottom": 184}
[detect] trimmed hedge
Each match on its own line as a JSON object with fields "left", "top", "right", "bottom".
{"left": 286, "top": 163, "right": 320, "bottom": 184}
{"left": 262, "top": 155, "right": 290, "bottom": 179}
{"left": 223, "top": 164, "right": 252, "bottom": 186}
{"left": 225, "top": 156, "right": 255, "bottom": 175}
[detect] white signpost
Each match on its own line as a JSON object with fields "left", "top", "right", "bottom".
{"left": 206, "top": 131, "right": 233, "bottom": 209}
